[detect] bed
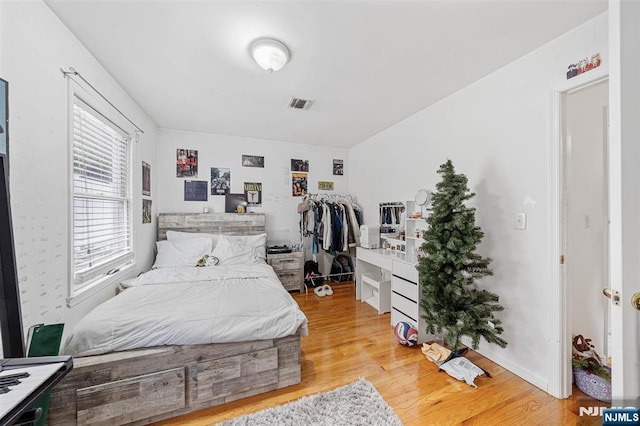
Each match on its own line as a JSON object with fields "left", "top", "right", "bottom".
{"left": 48, "top": 213, "right": 307, "bottom": 425}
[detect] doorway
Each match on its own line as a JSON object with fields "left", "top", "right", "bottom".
{"left": 561, "top": 79, "right": 609, "bottom": 394}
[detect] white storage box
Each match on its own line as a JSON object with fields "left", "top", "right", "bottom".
{"left": 360, "top": 224, "right": 380, "bottom": 249}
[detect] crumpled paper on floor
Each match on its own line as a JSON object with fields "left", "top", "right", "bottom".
{"left": 421, "top": 342, "right": 452, "bottom": 365}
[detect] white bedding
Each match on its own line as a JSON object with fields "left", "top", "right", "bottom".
{"left": 64, "top": 264, "right": 308, "bottom": 357}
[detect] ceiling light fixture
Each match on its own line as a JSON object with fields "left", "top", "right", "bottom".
{"left": 251, "top": 38, "right": 290, "bottom": 72}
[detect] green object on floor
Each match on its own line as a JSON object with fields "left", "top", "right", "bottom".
{"left": 27, "top": 323, "right": 64, "bottom": 426}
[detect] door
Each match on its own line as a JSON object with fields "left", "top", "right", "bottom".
{"left": 609, "top": 0, "right": 640, "bottom": 407}
{"left": 563, "top": 81, "right": 609, "bottom": 364}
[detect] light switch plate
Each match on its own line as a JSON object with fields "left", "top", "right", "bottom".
{"left": 513, "top": 213, "right": 527, "bottom": 230}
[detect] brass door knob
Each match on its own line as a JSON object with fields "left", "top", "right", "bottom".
{"left": 632, "top": 292, "right": 640, "bottom": 311}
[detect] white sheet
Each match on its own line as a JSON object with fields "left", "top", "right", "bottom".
{"left": 64, "top": 264, "right": 308, "bottom": 357}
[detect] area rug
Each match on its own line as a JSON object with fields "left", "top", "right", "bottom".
{"left": 217, "top": 378, "right": 403, "bottom": 426}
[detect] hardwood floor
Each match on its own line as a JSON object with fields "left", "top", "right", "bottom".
{"left": 155, "top": 282, "right": 608, "bottom": 426}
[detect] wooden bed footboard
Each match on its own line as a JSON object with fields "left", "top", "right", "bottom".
{"left": 48, "top": 332, "right": 301, "bottom": 425}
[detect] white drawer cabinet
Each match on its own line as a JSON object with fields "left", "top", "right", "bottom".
{"left": 391, "top": 260, "right": 430, "bottom": 344}
{"left": 267, "top": 251, "right": 304, "bottom": 292}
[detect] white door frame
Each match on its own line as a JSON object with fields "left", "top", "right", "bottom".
{"left": 547, "top": 72, "right": 609, "bottom": 399}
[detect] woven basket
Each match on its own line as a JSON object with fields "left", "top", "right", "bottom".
{"left": 573, "top": 366, "right": 611, "bottom": 402}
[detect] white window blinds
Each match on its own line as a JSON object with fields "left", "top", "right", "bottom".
{"left": 72, "top": 96, "right": 132, "bottom": 288}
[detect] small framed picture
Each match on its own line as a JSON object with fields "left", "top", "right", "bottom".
{"left": 291, "top": 159, "right": 309, "bottom": 172}
{"left": 318, "top": 181, "right": 334, "bottom": 191}
{"left": 142, "top": 161, "right": 151, "bottom": 196}
{"left": 242, "top": 154, "right": 264, "bottom": 168}
{"left": 333, "top": 159, "right": 343, "bottom": 175}
{"left": 184, "top": 180, "right": 208, "bottom": 201}
{"left": 142, "top": 199, "right": 152, "bottom": 224}
{"left": 177, "top": 149, "right": 198, "bottom": 178}
{"left": 292, "top": 172, "right": 308, "bottom": 197}
{"left": 211, "top": 167, "right": 231, "bottom": 195}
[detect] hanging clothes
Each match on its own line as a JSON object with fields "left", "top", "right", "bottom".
{"left": 297, "top": 194, "right": 362, "bottom": 255}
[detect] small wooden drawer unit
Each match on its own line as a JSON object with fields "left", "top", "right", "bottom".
{"left": 268, "top": 251, "right": 304, "bottom": 292}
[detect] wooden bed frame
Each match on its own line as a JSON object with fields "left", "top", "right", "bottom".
{"left": 49, "top": 213, "right": 303, "bottom": 425}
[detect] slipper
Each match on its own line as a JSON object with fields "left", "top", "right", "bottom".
{"left": 314, "top": 286, "right": 326, "bottom": 297}
{"left": 323, "top": 284, "right": 334, "bottom": 296}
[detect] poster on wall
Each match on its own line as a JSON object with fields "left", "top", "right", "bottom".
{"left": 291, "top": 159, "right": 309, "bottom": 172}
{"left": 333, "top": 159, "right": 343, "bottom": 175}
{"left": 0, "top": 78, "right": 7, "bottom": 158}
{"left": 211, "top": 167, "right": 231, "bottom": 195}
{"left": 176, "top": 149, "right": 198, "bottom": 178}
{"left": 142, "top": 161, "right": 151, "bottom": 196}
{"left": 184, "top": 180, "right": 208, "bottom": 201}
{"left": 318, "top": 181, "right": 334, "bottom": 191}
{"left": 142, "top": 199, "right": 152, "bottom": 224}
{"left": 242, "top": 154, "right": 264, "bottom": 168}
{"left": 244, "top": 182, "right": 262, "bottom": 206}
{"left": 292, "top": 172, "right": 308, "bottom": 197}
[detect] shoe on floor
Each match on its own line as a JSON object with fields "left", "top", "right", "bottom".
{"left": 314, "top": 286, "right": 326, "bottom": 297}
{"left": 323, "top": 284, "right": 333, "bottom": 296}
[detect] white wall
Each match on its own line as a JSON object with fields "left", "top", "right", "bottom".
{"left": 349, "top": 13, "right": 608, "bottom": 392}
{"left": 0, "top": 0, "right": 158, "bottom": 351}
{"left": 157, "top": 128, "right": 348, "bottom": 244}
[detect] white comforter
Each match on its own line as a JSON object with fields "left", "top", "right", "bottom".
{"left": 64, "top": 264, "right": 308, "bottom": 357}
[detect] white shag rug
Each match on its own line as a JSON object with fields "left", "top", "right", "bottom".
{"left": 217, "top": 378, "right": 403, "bottom": 426}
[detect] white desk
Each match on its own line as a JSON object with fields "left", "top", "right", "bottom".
{"left": 356, "top": 247, "right": 432, "bottom": 343}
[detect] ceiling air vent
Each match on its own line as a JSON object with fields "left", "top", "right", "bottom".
{"left": 288, "top": 97, "right": 313, "bottom": 110}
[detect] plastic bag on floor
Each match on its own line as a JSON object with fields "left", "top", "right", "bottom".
{"left": 439, "top": 356, "right": 486, "bottom": 388}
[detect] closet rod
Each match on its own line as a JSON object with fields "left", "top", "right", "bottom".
{"left": 60, "top": 67, "right": 145, "bottom": 134}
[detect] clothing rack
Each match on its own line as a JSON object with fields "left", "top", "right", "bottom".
{"left": 379, "top": 201, "right": 405, "bottom": 227}
{"left": 304, "top": 193, "right": 357, "bottom": 203}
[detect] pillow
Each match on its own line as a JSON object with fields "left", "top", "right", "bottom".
{"left": 212, "top": 236, "right": 263, "bottom": 265}
{"left": 166, "top": 230, "right": 219, "bottom": 249}
{"left": 153, "top": 238, "right": 213, "bottom": 268}
{"left": 222, "top": 233, "right": 267, "bottom": 259}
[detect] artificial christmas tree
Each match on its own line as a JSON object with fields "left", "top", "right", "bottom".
{"left": 418, "top": 160, "right": 507, "bottom": 355}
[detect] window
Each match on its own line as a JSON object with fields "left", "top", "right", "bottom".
{"left": 71, "top": 95, "right": 133, "bottom": 295}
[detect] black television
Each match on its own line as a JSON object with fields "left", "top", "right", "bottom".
{"left": 0, "top": 154, "right": 24, "bottom": 358}
{"left": 225, "top": 193, "right": 247, "bottom": 213}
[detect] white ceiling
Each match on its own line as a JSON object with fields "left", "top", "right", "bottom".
{"left": 45, "top": 0, "right": 607, "bottom": 148}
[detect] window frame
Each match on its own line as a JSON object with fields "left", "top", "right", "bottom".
{"left": 66, "top": 79, "right": 136, "bottom": 306}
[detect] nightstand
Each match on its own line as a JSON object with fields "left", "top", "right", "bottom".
{"left": 267, "top": 251, "right": 304, "bottom": 292}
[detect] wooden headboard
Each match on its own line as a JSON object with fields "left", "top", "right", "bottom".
{"left": 157, "top": 213, "right": 266, "bottom": 240}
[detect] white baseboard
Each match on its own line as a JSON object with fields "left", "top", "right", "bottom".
{"left": 463, "top": 340, "right": 549, "bottom": 394}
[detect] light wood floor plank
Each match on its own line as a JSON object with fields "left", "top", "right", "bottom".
{"left": 154, "top": 283, "right": 607, "bottom": 425}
